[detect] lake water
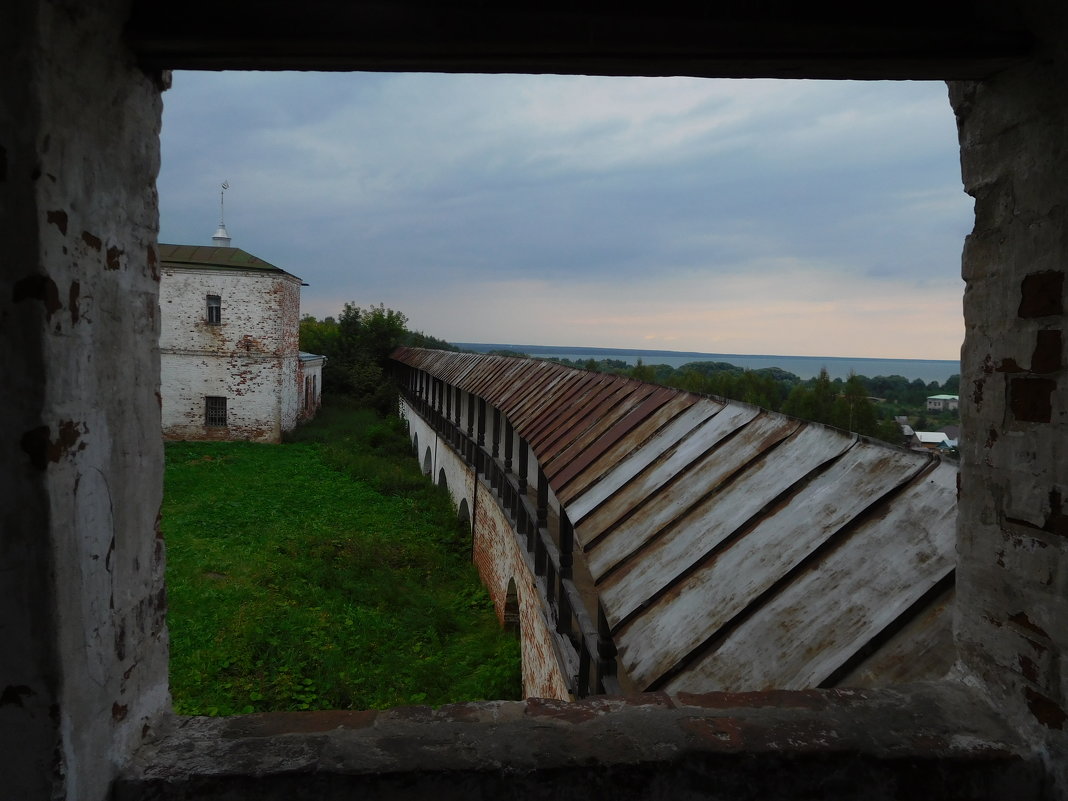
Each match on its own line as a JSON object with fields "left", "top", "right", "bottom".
{"left": 453, "top": 343, "right": 960, "bottom": 384}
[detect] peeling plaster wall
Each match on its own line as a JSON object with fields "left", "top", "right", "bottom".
{"left": 159, "top": 267, "right": 301, "bottom": 442}
{"left": 0, "top": 2, "right": 169, "bottom": 799}
{"left": 951, "top": 4, "right": 1068, "bottom": 790}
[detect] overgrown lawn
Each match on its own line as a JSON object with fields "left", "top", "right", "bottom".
{"left": 165, "top": 399, "right": 520, "bottom": 714}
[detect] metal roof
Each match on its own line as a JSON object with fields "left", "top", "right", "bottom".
{"left": 393, "top": 347, "right": 957, "bottom": 693}
{"left": 158, "top": 243, "right": 302, "bottom": 281}
{"left": 915, "top": 431, "right": 951, "bottom": 444}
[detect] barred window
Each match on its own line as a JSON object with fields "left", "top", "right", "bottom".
{"left": 206, "top": 294, "right": 221, "bottom": 324}
{"left": 205, "top": 396, "right": 227, "bottom": 427}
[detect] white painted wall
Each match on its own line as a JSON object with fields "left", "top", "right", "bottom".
{"left": 159, "top": 266, "right": 302, "bottom": 442}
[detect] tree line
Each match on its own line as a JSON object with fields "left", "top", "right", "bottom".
{"left": 300, "top": 305, "right": 957, "bottom": 446}
{"left": 541, "top": 356, "right": 959, "bottom": 445}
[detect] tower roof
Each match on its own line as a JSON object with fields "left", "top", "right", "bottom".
{"left": 158, "top": 243, "right": 303, "bottom": 282}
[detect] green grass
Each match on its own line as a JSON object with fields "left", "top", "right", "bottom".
{"left": 165, "top": 398, "right": 520, "bottom": 715}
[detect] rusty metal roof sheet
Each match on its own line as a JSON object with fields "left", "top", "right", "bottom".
{"left": 392, "top": 347, "right": 957, "bottom": 693}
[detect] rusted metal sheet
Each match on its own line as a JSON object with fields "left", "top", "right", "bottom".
{"left": 391, "top": 347, "right": 959, "bottom": 695}
{"left": 580, "top": 407, "right": 785, "bottom": 572}
{"left": 660, "top": 460, "right": 958, "bottom": 693}
{"left": 598, "top": 423, "right": 857, "bottom": 626}
{"left": 536, "top": 381, "right": 655, "bottom": 464}
{"left": 553, "top": 391, "right": 699, "bottom": 500}
{"left": 831, "top": 584, "right": 955, "bottom": 688}
{"left": 522, "top": 371, "right": 614, "bottom": 445}
{"left": 611, "top": 438, "right": 933, "bottom": 688}
{"left": 565, "top": 400, "right": 724, "bottom": 525}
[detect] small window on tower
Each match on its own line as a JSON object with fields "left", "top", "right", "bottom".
{"left": 206, "top": 294, "right": 221, "bottom": 324}
{"left": 205, "top": 396, "right": 227, "bottom": 427}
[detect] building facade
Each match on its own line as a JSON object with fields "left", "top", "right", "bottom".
{"left": 926, "top": 394, "right": 960, "bottom": 412}
{"left": 159, "top": 243, "right": 320, "bottom": 442}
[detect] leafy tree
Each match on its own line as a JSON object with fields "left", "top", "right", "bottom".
{"left": 629, "top": 359, "right": 656, "bottom": 382}
{"left": 831, "top": 373, "right": 878, "bottom": 436}
{"left": 298, "top": 315, "right": 339, "bottom": 357}
{"left": 299, "top": 304, "right": 414, "bottom": 415}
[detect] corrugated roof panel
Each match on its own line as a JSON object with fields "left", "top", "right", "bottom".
{"left": 580, "top": 405, "right": 776, "bottom": 571}
{"left": 523, "top": 372, "right": 617, "bottom": 447}
{"left": 611, "top": 439, "right": 932, "bottom": 688}
{"left": 535, "top": 381, "right": 655, "bottom": 464}
{"left": 565, "top": 400, "right": 723, "bottom": 525}
{"left": 599, "top": 423, "right": 856, "bottom": 627}
{"left": 829, "top": 584, "right": 954, "bottom": 687}
{"left": 662, "top": 460, "right": 958, "bottom": 692}
{"left": 505, "top": 369, "right": 579, "bottom": 436}
{"left": 491, "top": 359, "right": 560, "bottom": 410}
{"left": 541, "top": 387, "right": 671, "bottom": 490}
{"left": 553, "top": 391, "right": 698, "bottom": 500}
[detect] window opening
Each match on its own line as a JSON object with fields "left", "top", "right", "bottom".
{"left": 206, "top": 294, "right": 221, "bottom": 324}
{"left": 158, "top": 70, "right": 969, "bottom": 713}
{"left": 205, "top": 395, "right": 227, "bottom": 426}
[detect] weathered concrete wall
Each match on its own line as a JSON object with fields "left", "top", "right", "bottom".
{"left": 159, "top": 267, "right": 302, "bottom": 442}
{"left": 0, "top": 2, "right": 169, "bottom": 800}
{"left": 116, "top": 684, "right": 1043, "bottom": 801}
{"left": 400, "top": 398, "right": 570, "bottom": 699}
{"left": 951, "top": 5, "right": 1068, "bottom": 791}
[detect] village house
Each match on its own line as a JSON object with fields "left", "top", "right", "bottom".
{"left": 158, "top": 230, "right": 323, "bottom": 442}
{"left": 926, "top": 393, "right": 960, "bottom": 412}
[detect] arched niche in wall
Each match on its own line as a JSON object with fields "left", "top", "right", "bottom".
{"left": 422, "top": 446, "right": 432, "bottom": 477}
{"left": 504, "top": 577, "right": 520, "bottom": 636}
{"left": 457, "top": 497, "right": 471, "bottom": 532}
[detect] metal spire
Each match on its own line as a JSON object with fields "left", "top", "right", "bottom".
{"left": 212, "top": 180, "right": 232, "bottom": 247}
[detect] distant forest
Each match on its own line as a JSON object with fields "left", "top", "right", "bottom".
{"left": 487, "top": 353, "right": 959, "bottom": 446}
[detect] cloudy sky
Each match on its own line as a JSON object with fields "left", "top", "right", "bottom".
{"left": 157, "top": 72, "right": 971, "bottom": 361}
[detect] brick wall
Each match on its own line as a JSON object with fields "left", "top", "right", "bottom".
{"left": 472, "top": 486, "right": 572, "bottom": 700}
{"left": 951, "top": 19, "right": 1068, "bottom": 791}
{"left": 400, "top": 398, "right": 571, "bottom": 699}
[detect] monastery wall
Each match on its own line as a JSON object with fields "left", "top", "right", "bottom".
{"left": 401, "top": 398, "right": 571, "bottom": 700}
